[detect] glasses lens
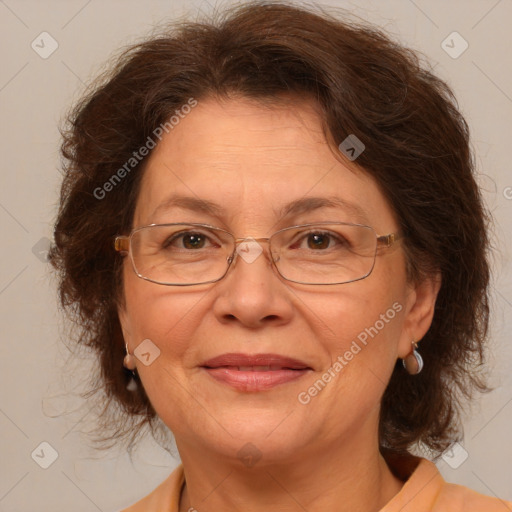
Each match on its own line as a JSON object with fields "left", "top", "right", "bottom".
{"left": 130, "top": 224, "right": 234, "bottom": 285}
{"left": 271, "top": 223, "right": 377, "bottom": 284}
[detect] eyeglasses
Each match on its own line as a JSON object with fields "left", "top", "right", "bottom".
{"left": 114, "top": 222, "right": 401, "bottom": 286}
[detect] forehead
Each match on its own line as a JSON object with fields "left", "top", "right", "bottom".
{"left": 133, "top": 96, "right": 397, "bottom": 232}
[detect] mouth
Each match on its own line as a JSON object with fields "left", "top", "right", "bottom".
{"left": 200, "top": 353, "right": 313, "bottom": 391}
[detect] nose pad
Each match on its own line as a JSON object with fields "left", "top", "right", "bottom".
{"left": 225, "top": 241, "right": 278, "bottom": 273}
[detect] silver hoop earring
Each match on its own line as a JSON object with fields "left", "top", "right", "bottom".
{"left": 402, "top": 341, "right": 423, "bottom": 375}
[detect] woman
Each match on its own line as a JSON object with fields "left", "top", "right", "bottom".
{"left": 49, "top": 1, "right": 512, "bottom": 510}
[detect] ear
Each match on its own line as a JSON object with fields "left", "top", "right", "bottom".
{"left": 397, "top": 272, "right": 442, "bottom": 358}
{"left": 118, "top": 305, "right": 138, "bottom": 370}
{"left": 117, "top": 303, "right": 133, "bottom": 349}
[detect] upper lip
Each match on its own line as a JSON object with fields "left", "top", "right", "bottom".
{"left": 201, "top": 353, "right": 311, "bottom": 370}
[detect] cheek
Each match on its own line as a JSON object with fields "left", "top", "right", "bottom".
{"left": 120, "top": 266, "right": 232, "bottom": 410}
{"left": 316, "top": 284, "right": 403, "bottom": 348}
{"left": 291, "top": 286, "right": 405, "bottom": 441}
{"left": 120, "top": 272, "right": 225, "bottom": 437}
{"left": 121, "top": 265, "right": 200, "bottom": 360}
{"left": 314, "top": 262, "right": 407, "bottom": 379}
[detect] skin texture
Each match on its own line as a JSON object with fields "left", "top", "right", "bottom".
{"left": 118, "top": 96, "right": 441, "bottom": 512}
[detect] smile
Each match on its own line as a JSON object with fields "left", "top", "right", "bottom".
{"left": 200, "top": 353, "right": 312, "bottom": 391}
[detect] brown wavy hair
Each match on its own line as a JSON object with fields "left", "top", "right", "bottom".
{"left": 49, "top": 0, "right": 491, "bottom": 456}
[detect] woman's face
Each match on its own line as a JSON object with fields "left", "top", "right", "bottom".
{"left": 119, "top": 96, "right": 436, "bottom": 464}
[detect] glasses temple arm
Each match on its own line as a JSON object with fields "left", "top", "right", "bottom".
{"left": 114, "top": 236, "right": 130, "bottom": 252}
{"left": 377, "top": 232, "right": 402, "bottom": 248}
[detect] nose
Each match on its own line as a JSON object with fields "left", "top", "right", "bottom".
{"left": 211, "top": 239, "right": 294, "bottom": 329}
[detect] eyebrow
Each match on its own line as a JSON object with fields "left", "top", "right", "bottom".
{"left": 149, "top": 194, "right": 369, "bottom": 224}
{"left": 279, "top": 196, "right": 369, "bottom": 223}
{"left": 150, "top": 195, "right": 224, "bottom": 221}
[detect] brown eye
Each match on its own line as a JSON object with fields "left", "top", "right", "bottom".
{"left": 181, "top": 233, "right": 206, "bottom": 249}
{"left": 307, "top": 233, "right": 331, "bottom": 249}
{"left": 289, "top": 230, "right": 350, "bottom": 252}
{"left": 164, "top": 231, "right": 212, "bottom": 250}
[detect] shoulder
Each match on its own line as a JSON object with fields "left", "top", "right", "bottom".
{"left": 382, "top": 454, "right": 512, "bottom": 512}
{"left": 120, "top": 464, "right": 185, "bottom": 512}
{"left": 117, "top": 457, "right": 512, "bottom": 512}
{"left": 433, "top": 480, "right": 512, "bottom": 511}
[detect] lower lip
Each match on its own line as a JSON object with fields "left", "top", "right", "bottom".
{"left": 203, "top": 367, "right": 311, "bottom": 391}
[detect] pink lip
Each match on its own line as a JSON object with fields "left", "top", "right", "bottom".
{"left": 201, "top": 353, "right": 312, "bottom": 392}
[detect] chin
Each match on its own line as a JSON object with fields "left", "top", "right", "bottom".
{"left": 197, "top": 411, "right": 316, "bottom": 464}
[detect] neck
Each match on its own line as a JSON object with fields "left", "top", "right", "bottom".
{"left": 176, "top": 428, "right": 404, "bottom": 512}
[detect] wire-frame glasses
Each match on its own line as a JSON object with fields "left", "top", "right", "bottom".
{"left": 114, "top": 222, "right": 401, "bottom": 286}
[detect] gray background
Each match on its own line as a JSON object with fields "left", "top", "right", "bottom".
{"left": 1, "top": 0, "right": 511, "bottom": 510}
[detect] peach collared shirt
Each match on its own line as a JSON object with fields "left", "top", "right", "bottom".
{"left": 121, "top": 456, "right": 512, "bottom": 512}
